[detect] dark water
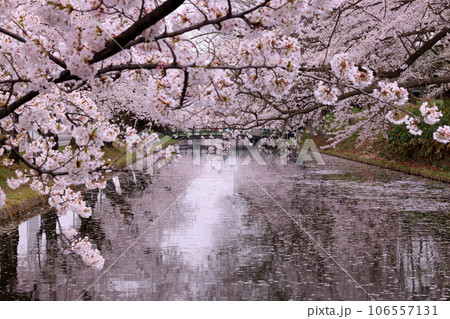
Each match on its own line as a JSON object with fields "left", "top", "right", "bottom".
{"left": 0, "top": 147, "right": 449, "bottom": 301}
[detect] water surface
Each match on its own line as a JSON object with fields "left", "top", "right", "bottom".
{"left": 0, "top": 147, "right": 448, "bottom": 300}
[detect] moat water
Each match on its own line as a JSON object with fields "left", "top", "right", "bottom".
{"left": 0, "top": 147, "right": 448, "bottom": 300}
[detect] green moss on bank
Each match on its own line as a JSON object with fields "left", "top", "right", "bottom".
{"left": 0, "top": 161, "right": 41, "bottom": 211}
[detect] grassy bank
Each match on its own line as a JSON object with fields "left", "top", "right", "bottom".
{"left": 321, "top": 148, "right": 450, "bottom": 183}
{"left": 315, "top": 131, "right": 450, "bottom": 183}
{"left": 315, "top": 99, "right": 450, "bottom": 183}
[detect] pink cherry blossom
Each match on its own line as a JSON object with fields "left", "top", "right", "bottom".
{"left": 0, "top": 0, "right": 448, "bottom": 270}
{"left": 433, "top": 126, "right": 450, "bottom": 144}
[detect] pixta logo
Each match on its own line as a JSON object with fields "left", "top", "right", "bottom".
{"left": 126, "top": 131, "right": 177, "bottom": 175}
{"left": 127, "top": 133, "right": 325, "bottom": 174}
{"left": 191, "top": 138, "right": 325, "bottom": 166}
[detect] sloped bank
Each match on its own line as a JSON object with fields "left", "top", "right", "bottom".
{"left": 321, "top": 150, "right": 450, "bottom": 184}
{"left": 0, "top": 194, "right": 49, "bottom": 225}
{"left": 315, "top": 99, "right": 450, "bottom": 184}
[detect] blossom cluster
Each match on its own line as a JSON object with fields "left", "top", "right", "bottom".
{"left": 386, "top": 102, "right": 446, "bottom": 139}
{"left": 420, "top": 102, "right": 442, "bottom": 125}
{"left": 385, "top": 111, "right": 422, "bottom": 136}
{"left": 405, "top": 117, "right": 423, "bottom": 136}
{"left": 314, "top": 81, "right": 339, "bottom": 105}
{"left": 385, "top": 111, "right": 408, "bottom": 125}
{"left": 48, "top": 179, "right": 93, "bottom": 218}
{"left": 0, "top": 89, "right": 124, "bottom": 213}
{"left": 330, "top": 53, "right": 374, "bottom": 88}
{"left": 6, "top": 170, "right": 29, "bottom": 189}
{"left": 71, "top": 236, "right": 105, "bottom": 270}
{"left": 373, "top": 82, "right": 408, "bottom": 106}
{"left": 433, "top": 126, "right": 450, "bottom": 144}
{"left": 314, "top": 54, "right": 376, "bottom": 107}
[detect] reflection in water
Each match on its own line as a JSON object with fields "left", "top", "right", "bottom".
{"left": 0, "top": 229, "right": 19, "bottom": 300}
{"left": 0, "top": 146, "right": 449, "bottom": 300}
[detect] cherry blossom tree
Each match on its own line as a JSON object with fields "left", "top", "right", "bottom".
{"left": 0, "top": 0, "right": 449, "bottom": 268}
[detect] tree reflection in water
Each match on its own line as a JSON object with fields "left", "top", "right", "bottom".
{"left": 0, "top": 229, "right": 19, "bottom": 300}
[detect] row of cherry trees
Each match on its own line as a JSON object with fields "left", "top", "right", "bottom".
{"left": 0, "top": 0, "right": 449, "bottom": 268}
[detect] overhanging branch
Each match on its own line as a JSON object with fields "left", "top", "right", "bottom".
{"left": 89, "top": 0, "right": 185, "bottom": 64}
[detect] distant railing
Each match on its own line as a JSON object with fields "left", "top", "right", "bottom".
{"left": 168, "top": 128, "right": 280, "bottom": 139}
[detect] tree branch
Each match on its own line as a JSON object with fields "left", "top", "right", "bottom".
{"left": 89, "top": 0, "right": 185, "bottom": 64}
{"left": 379, "top": 27, "right": 450, "bottom": 78}
{"left": 0, "top": 26, "right": 26, "bottom": 42}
